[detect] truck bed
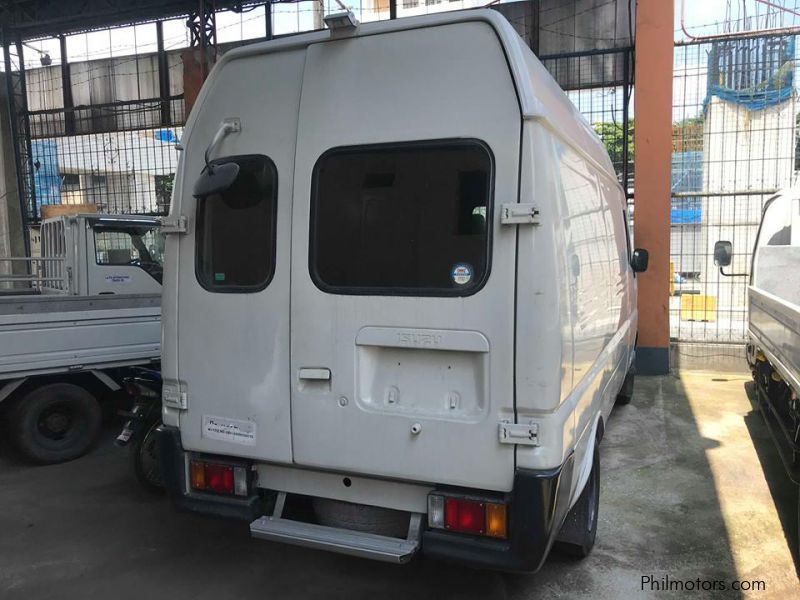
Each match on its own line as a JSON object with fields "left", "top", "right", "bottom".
{"left": 0, "top": 293, "right": 161, "bottom": 379}
{"left": 749, "top": 286, "right": 800, "bottom": 392}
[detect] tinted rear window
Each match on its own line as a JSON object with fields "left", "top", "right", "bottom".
{"left": 195, "top": 155, "right": 277, "bottom": 292}
{"left": 310, "top": 141, "right": 493, "bottom": 295}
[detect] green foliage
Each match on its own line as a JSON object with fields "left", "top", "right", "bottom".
{"left": 593, "top": 120, "right": 634, "bottom": 163}
{"left": 592, "top": 119, "right": 633, "bottom": 171}
{"left": 155, "top": 174, "right": 175, "bottom": 208}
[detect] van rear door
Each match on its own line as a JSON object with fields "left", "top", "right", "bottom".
{"left": 173, "top": 50, "right": 305, "bottom": 462}
{"left": 289, "top": 23, "right": 521, "bottom": 491}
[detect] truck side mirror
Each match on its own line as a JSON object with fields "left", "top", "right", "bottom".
{"left": 631, "top": 248, "right": 649, "bottom": 273}
{"left": 713, "top": 240, "right": 748, "bottom": 277}
{"left": 713, "top": 241, "right": 732, "bottom": 267}
{"left": 193, "top": 162, "right": 239, "bottom": 198}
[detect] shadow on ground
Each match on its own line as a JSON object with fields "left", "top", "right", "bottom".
{"left": 742, "top": 380, "right": 800, "bottom": 577}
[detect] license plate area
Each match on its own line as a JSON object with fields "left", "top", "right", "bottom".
{"left": 355, "top": 327, "right": 489, "bottom": 421}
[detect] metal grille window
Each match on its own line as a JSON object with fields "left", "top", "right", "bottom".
{"left": 195, "top": 155, "right": 277, "bottom": 292}
{"left": 310, "top": 140, "right": 493, "bottom": 296}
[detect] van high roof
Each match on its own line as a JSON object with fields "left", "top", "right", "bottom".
{"left": 192, "top": 9, "right": 615, "bottom": 179}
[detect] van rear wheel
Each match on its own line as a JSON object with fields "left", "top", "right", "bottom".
{"left": 9, "top": 383, "right": 102, "bottom": 464}
{"left": 554, "top": 445, "right": 599, "bottom": 559}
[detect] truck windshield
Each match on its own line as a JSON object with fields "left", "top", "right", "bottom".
{"left": 94, "top": 225, "right": 165, "bottom": 283}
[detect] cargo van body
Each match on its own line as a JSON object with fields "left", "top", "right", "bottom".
{"left": 157, "top": 10, "right": 640, "bottom": 572}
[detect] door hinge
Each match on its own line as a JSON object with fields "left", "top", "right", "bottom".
{"left": 162, "top": 380, "right": 188, "bottom": 409}
{"left": 500, "top": 203, "right": 540, "bottom": 226}
{"left": 498, "top": 421, "right": 540, "bottom": 446}
{"left": 160, "top": 215, "right": 187, "bottom": 234}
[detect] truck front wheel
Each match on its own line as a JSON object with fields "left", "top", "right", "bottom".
{"left": 9, "top": 383, "right": 102, "bottom": 464}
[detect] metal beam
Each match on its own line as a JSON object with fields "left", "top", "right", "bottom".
{"left": 0, "top": 0, "right": 270, "bottom": 41}
{"left": 156, "top": 20, "right": 171, "bottom": 126}
{"left": 2, "top": 31, "right": 30, "bottom": 255}
{"left": 187, "top": 1, "right": 217, "bottom": 84}
{"left": 58, "top": 34, "right": 74, "bottom": 135}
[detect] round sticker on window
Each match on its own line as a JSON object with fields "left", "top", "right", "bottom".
{"left": 451, "top": 263, "right": 473, "bottom": 286}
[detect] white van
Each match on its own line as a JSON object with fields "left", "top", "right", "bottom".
{"left": 156, "top": 10, "right": 648, "bottom": 572}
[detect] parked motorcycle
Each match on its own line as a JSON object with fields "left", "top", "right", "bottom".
{"left": 116, "top": 367, "right": 163, "bottom": 493}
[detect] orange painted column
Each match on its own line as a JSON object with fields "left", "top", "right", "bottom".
{"left": 634, "top": 0, "right": 673, "bottom": 375}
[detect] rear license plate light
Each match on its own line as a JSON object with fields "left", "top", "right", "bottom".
{"left": 190, "top": 459, "right": 248, "bottom": 497}
{"left": 428, "top": 493, "right": 507, "bottom": 539}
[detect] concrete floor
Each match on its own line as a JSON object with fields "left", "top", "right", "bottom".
{"left": 1, "top": 373, "right": 798, "bottom": 599}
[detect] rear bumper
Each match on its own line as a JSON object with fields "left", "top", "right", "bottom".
{"left": 157, "top": 424, "right": 574, "bottom": 572}
{"left": 423, "top": 454, "right": 574, "bottom": 573}
{"left": 156, "top": 425, "right": 266, "bottom": 521}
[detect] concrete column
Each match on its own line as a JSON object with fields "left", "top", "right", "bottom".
{"left": 0, "top": 72, "right": 26, "bottom": 288}
{"left": 634, "top": 0, "right": 673, "bottom": 375}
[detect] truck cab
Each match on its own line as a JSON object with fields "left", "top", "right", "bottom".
{"left": 0, "top": 213, "right": 164, "bottom": 464}
{"left": 31, "top": 213, "right": 163, "bottom": 296}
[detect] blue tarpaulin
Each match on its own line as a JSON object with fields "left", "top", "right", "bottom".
{"left": 30, "top": 139, "right": 61, "bottom": 207}
{"left": 705, "top": 36, "right": 795, "bottom": 111}
{"left": 671, "top": 150, "right": 703, "bottom": 224}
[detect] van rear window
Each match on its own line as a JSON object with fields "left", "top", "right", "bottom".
{"left": 310, "top": 141, "right": 493, "bottom": 295}
{"left": 195, "top": 155, "right": 277, "bottom": 292}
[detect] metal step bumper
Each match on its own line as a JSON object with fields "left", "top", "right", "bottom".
{"left": 250, "top": 493, "right": 422, "bottom": 563}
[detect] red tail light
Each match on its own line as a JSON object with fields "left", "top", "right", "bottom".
{"left": 190, "top": 459, "right": 248, "bottom": 496}
{"left": 205, "top": 464, "right": 234, "bottom": 494}
{"left": 429, "top": 494, "right": 507, "bottom": 539}
{"left": 445, "top": 498, "right": 485, "bottom": 534}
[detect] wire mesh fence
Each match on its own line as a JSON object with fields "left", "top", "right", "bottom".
{"left": 540, "top": 47, "right": 634, "bottom": 200}
{"left": 671, "top": 33, "right": 798, "bottom": 351}
{"left": 3, "top": 0, "right": 635, "bottom": 266}
{"left": 7, "top": 33, "right": 186, "bottom": 224}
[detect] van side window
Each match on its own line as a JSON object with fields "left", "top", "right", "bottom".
{"left": 195, "top": 155, "right": 277, "bottom": 292}
{"left": 310, "top": 140, "right": 493, "bottom": 295}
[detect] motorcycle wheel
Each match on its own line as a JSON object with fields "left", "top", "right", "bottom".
{"left": 130, "top": 420, "right": 164, "bottom": 494}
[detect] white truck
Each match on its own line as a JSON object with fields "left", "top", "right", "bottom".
{"left": 0, "top": 213, "right": 163, "bottom": 463}
{"left": 715, "top": 188, "right": 800, "bottom": 556}
{"left": 155, "top": 10, "right": 648, "bottom": 572}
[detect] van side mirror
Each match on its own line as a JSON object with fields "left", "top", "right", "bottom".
{"left": 713, "top": 241, "right": 732, "bottom": 267}
{"left": 193, "top": 162, "right": 239, "bottom": 198}
{"left": 631, "top": 248, "right": 649, "bottom": 273}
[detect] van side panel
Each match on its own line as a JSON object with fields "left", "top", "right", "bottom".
{"left": 514, "top": 122, "right": 575, "bottom": 471}
{"left": 519, "top": 134, "right": 634, "bottom": 483}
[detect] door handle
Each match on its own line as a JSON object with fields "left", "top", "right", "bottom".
{"left": 298, "top": 368, "right": 331, "bottom": 381}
